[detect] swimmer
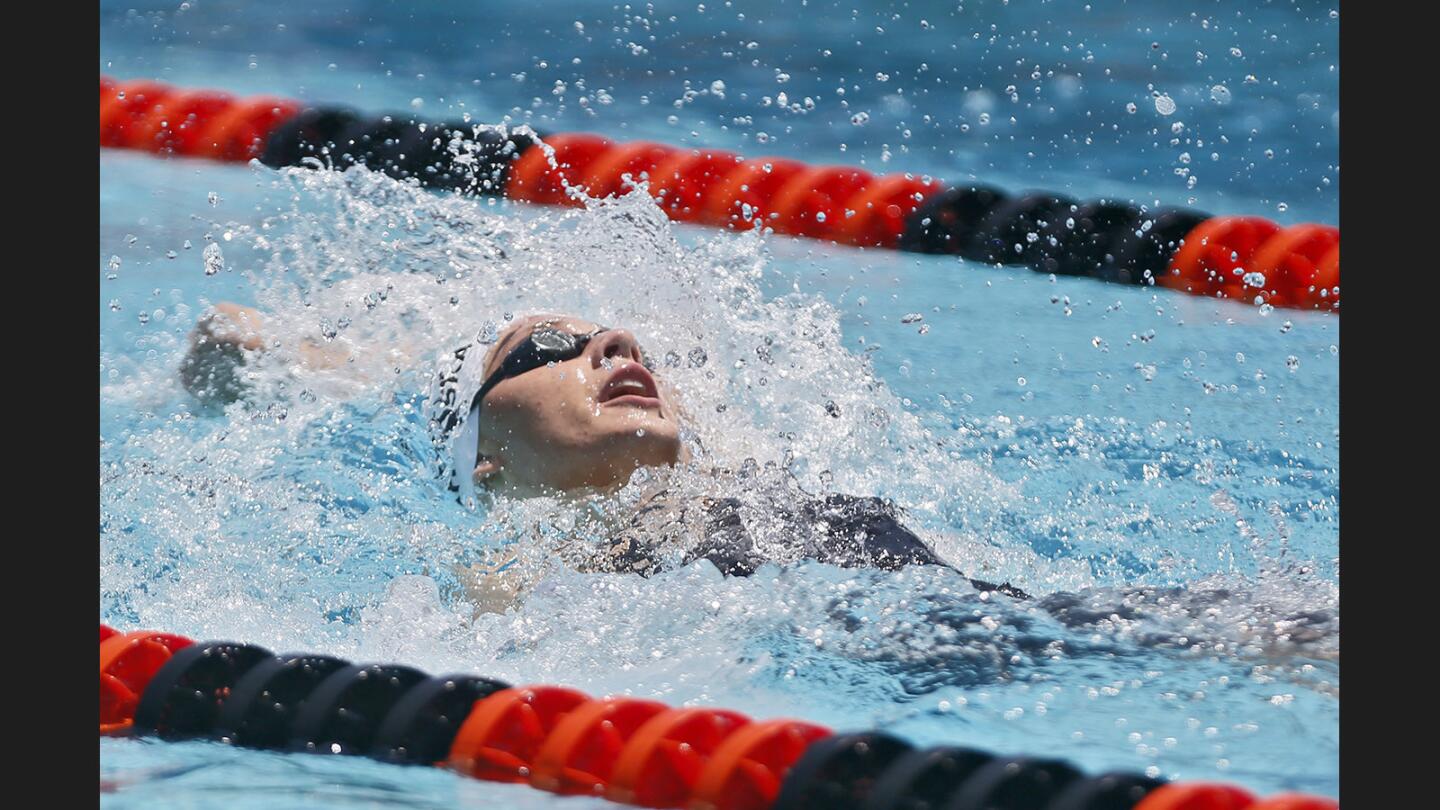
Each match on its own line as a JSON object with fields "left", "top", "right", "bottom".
{"left": 180, "top": 305, "right": 1026, "bottom": 598}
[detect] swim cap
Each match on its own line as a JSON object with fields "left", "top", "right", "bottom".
{"left": 426, "top": 329, "right": 494, "bottom": 503}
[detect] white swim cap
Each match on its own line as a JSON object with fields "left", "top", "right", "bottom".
{"left": 426, "top": 330, "right": 493, "bottom": 503}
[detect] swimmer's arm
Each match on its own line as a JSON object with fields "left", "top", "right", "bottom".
{"left": 179, "top": 302, "right": 352, "bottom": 404}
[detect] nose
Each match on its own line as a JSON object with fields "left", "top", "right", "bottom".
{"left": 590, "top": 328, "right": 646, "bottom": 367}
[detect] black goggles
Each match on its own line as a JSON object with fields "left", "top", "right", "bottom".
{"left": 471, "top": 326, "right": 610, "bottom": 412}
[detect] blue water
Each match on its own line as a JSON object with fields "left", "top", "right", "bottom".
{"left": 101, "top": 1, "right": 1339, "bottom": 806}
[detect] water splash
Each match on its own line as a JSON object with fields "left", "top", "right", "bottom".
{"left": 101, "top": 160, "right": 1335, "bottom": 796}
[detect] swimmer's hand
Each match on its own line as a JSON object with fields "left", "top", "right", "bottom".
{"left": 179, "top": 301, "right": 356, "bottom": 405}
{"left": 458, "top": 557, "right": 527, "bottom": 615}
{"left": 179, "top": 302, "right": 267, "bottom": 405}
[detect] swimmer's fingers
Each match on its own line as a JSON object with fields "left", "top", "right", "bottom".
{"left": 296, "top": 336, "right": 355, "bottom": 370}
{"left": 458, "top": 560, "right": 526, "bottom": 614}
{"left": 193, "top": 302, "right": 267, "bottom": 352}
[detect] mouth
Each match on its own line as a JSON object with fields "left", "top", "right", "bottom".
{"left": 598, "top": 362, "right": 663, "bottom": 410}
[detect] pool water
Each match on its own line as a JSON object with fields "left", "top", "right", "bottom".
{"left": 100, "top": 0, "right": 1339, "bottom": 806}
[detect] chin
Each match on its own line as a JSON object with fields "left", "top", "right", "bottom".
{"left": 601, "top": 419, "right": 682, "bottom": 466}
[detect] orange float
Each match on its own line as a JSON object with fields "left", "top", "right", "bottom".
{"left": 446, "top": 685, "right": 591, "bottom": 782}
{"left": 1162, "top": 216, "right": 1282, "bottom": 302}
{"left": 190, "top": 96, "right": 301, "bottom": 161}
{"left": 767, "top": 166, "right": 875, "bottom": 239}
{"left": 1247, "top": 224, "right": 1340, "bottom": 309}
{"left": 505, "top": 133, "right": 615, "bottom": 205}
{"left": 699, "top": 158, "right": 808, "bottom": 229}
{"left": 581, "top": 141, "right": 678, "bottom": 200}
{"left": 687, "top": 718, "right": 831, "bottom": 810}
{"left": 831, "top": 174, "right": 944, "bottom": 248}
{"left": 529, "top": 696, "right": 670, "bottom": 796}
{"left": 99, "top": 630, "right": 194, "bottom": 735}
{"left": 647, "top": 150, "right": 742, "bottom": 222}
{"left": 1135, "top": 782, "right": 1258, "bottom": 810}
{"left": 607, "top": 707, "right": 752, "bottom": 808}
{"left": 123, "top": 91, "right": 238, "bottom": 154}
{"left": 100, "top": 81, "right": 177, "bottom": 149}
{"left": 1305, "top": 243, "right": 1339, "bottom": 309}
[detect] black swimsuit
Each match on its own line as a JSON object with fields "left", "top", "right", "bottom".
{"left": 603, "top": 491, "right": 1027, "bottom": 599}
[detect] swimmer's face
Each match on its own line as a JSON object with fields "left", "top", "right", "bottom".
{"left": 473, "top": 314, "right": 684, "bottom": 493}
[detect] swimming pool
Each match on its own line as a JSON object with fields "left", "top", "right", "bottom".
{"left": 100, "top": 0, "right": 1339, "bottom": 806}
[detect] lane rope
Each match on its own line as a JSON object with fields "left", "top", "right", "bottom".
{"left": 99, "top": 76, "right": 1339, "bottom": 312}
{"left": 97, "top": 625, "right": 1338, "bottom": 810}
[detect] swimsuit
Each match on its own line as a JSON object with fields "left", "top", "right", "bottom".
{"left": 598, "top": 475, "right": 1027, "bottom": 598}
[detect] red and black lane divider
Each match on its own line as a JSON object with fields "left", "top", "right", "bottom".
{"left": 99, "top": 76, "right": 1338, "bottom": 312}
{"left": 99, "top": 626, "right": 1337, "bottom": 810}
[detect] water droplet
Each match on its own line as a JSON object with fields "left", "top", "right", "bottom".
{"left": 851, "top": 112, "right": 870, "bottom": 125}
{"left": 207, "top": 191, "right": 220, "bottom": 206}
{"left": 900, "top": 313, "right": 923, "bottom": 324}
{"left": 1154, "top": 94, "right": 1177, "bottom": 115}
{"left": 202, "top": 242, "right": 225, "bottom": 275}
{"left": 1210, "top": 85, "right": 1232, "bottom": 104}
{"left": 687, "top": 347, "right": 708, "bottom": 368}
